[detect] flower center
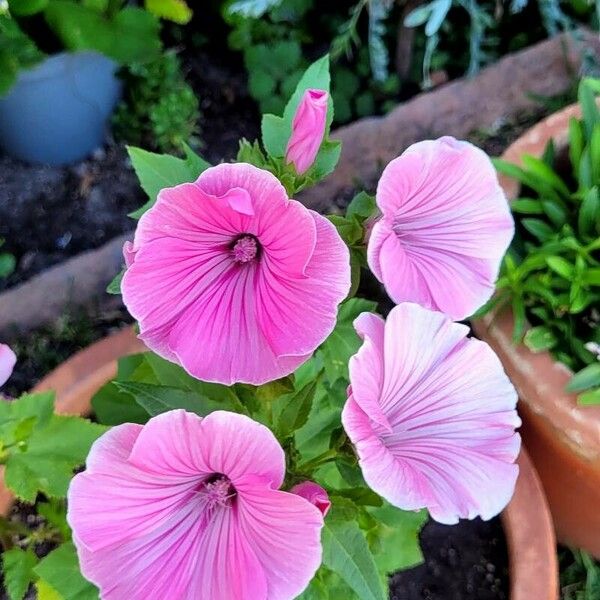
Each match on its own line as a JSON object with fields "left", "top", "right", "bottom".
{"left": 231, "top": 235, "right": 259, "bottom": 264}
{"left": 199, "top": 474, "right": 236, "bottom": 509}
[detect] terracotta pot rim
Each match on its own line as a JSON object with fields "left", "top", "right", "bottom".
{"left": 0, "top": 326, "right": 557, "bottom": 598}
{"left": 480, "top": 101, "right": 600, "bottom": 456}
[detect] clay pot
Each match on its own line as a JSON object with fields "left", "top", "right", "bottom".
{"left": 0, "top": 326, "right": 557, "bottom": 598}
{"left": 473, "top": 102, "right": 600, "bottom": 558}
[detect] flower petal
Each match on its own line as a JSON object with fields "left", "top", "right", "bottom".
{"left": 0, "top": 343, "right": 16, "bottom": 388}
{"left": 236, "top": 483, "right": 324, "bottom": 600}
{"left": 129, "top": 410, "right": 286, "bottom": 489}
{"left": 369, "top": 137, "right": 514, "bottom": 319}
{"left": 343, "top": 303, "right": 521, "bottom": 524}
{"left": 256, "top": 211, "right": 350, "bottom": 357}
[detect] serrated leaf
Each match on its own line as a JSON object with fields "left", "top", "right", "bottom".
{"left": 523, "top": 326, "right": 557, "bottom": 353}
{"left": 34, "top": 543, "right": 99, "bottom": 600}
{"left": 0, "top": 391, "right": 55, "bottom": 444}
{"left": 35, "top": 579, "right": 62, "bottom": 600}
{"left": 328, "top": 215, "right": 363, "bottom": 246}
{"left": 2, "top": 547, "right": 38, "bottom": 600}
{"left": 4, "top": 416, "right": 106, "bottom": 502}
{"left": 317, "top": 298, "right": 377, "bottom": 383}
{"left": 321, "top": 508, "right": 386, "bottom": 600}
{"left": 368, "top": 504, "right": 427, "bottom": 575}
{"left": 114, "top": 381, "right": 229, "bottom": 418}
{"left": 566, "top": 363, "right": 600, "bottom": 393}
{"left": 346, "top": 192, "right": 376, "bottom": 222}
{"left": 127, "top": 146, "right": 209, "bottom": 219}
{"left": 275, "top": 378, "right": 318, "bottom": 439}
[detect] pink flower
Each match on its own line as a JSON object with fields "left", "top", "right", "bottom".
{"left": 291, "top": 481, "right": 331, "bottom": 516}
{"left": 341, "top": 303, "right": 521, "bottom": 524}
{"left": 367, "top": 137, "right": 514, "bottom": 320}
{"left": 286, "top": 89, "right": 328, "bottom": 175}
{"left": 121, "top": 162, "right": 350, "bottom": 385}
{"left": 68, "top": 410, "right": 324, "bottom": 600}
{"left": 0, "top": 343, "right": 16, "bottom": 388}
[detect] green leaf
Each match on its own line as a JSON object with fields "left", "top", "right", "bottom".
{"left": 327, "top": 215, "right": 363, "bottom": 246}
{"left": 91, "top": 381, "right": 150, "bottom": 425}
{"left": 523, "top": 326, "right": 558, "bottom": 352}
{"left": 579, "top": 388, "right": 600, "bottom": 405}
{"left": 127, "top": 145, "right": 210, "bottom": 218}
{"left": 321, "top": 507, "right": 386, "bottom": 600}
{"left": 2, "top": 547, "right": 38, "bottom": 600}
{"left": 275, "top": 378, "right": 318, "bottom": 439}
{"left": 106, "top": 268, "right": 124, "bottom": 295}
{"left": 546, "top": 256, "right": 574, "bottom": 278}
{"left": 35, "top": 579, "right": 62, "bottom": 600}
{"left": 569, "top": 117, "right": 584, "bottom": 180}
{"left": 4, "top": 416, "right": 107, "bottom": 502}
{"left": 34, "top": 543, "right": 99, "bottom": 600}
{"left": 368, "top": 504, "right": 427, "bottom": 575}
{"left": 114, "top": 381, "right": 229, "bottom": 418}
{"left": 566, "top": 363, "right": 600, "bottom": 393}
{"left": 521, "top": 155, "right": 570, "bottom": 198}
{"left": 144, "top": 0, "right": 192, "bottom": 23}
{"left": 346, "top": 192, "right": 377, "bottom": 222}
{"left": 511, "top": 199, "right": 543, "bottom": 214}
{"left": 579, "top": 78, "right": 599, "bottom": 139}
{"left": 8, "top": 0, "right": 48, "bottom": 16}
{"left": 317, "top": 298, "right": 377, "bottom": 384}
{"left": 578, "top": 187, "right": 600, "bottom": 239}
{"left": 0, "top": 391, "right": 55, "bottom": 444}
{"left": 44, "top": 2, "right": 161, "bottom": 64}
{"left": 522, "top": 218, "right": 555, "bottom": 242}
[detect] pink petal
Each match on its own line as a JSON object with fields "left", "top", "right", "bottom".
{"left": 0, "top": 343, "right": 16, "bottom": 388}
{"left": 69, "top": 410, "right": 322, "bottom": 600}
{"left": 368, "top": 137, "right": 514, "bottom": 320}
{"left": 235, "top": 483, "right": 324, "bottom": 600}
{"left": 290, "top": 481, "right": 331, "bottom": 516}
{"left": 286, "top": 89, "right": 328, "bottom": 175}
{"left": 255, "top": 211, "right": 350, "bottom": 357}
{"left": 129, "top": 410, "right": 285, "bottom": 488}
{"left": 342, "top": 302, "right": 521, "bottom": 524}
{"left": 123, "top": 163, "right": 350, "bottom": 385}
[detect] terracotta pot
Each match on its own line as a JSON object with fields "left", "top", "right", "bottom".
{"left": 473, "top": 102, "right": 600, "bottom": 558}
{"left": 0, "top": 326, "right": 557, "bottom": 598}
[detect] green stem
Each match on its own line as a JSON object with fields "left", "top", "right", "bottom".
{"left": 297, "top": 449, "right": 338, "bottom": 473}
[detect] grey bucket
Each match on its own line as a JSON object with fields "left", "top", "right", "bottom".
{"left": 0, "top": 51, "right": 122, "bottom": 166}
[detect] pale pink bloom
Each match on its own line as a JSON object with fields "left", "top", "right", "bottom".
{"left": 286, "top": 89, "right": 328, "bottom": 175}
{"left": 291, "top": 481, "right": 331, "bottom": 516}
{"left": 68, "top": 410, "right": 324, "bottom": 600}
{"left": 341, "top": 303, "right": 521, "bottom": 524}
{"left": 121, "top": 162, "right": 350, "bottom": 385}
{"left": 0, "top": 343, "right": 16, "bottom": 388}
{"left": 367, "top": 137, "right": 514, "bottom": 320}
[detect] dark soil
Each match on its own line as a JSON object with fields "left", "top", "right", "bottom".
{"left": 390, "top": 518, "right": 509, "bottom": 600}
{"left": 0, "top": 145, "right": 144, "bottom": 292}
{"left": 2, "top": 301, "right": 132, "bottom": 399}
{"left": 0, "top": 47, "right": 259, "bottom": 293}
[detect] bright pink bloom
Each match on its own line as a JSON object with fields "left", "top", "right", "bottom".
{"left": 291, "top": 481, "right": 331, "bottom": 516}
{"left": 0, "top": 343, "right": 16, "bottom": 388}
{"left": 68, "top": 410, "right": 324, "bottom": 600}
{"left": 367, "top": 137, "right": 514, "bottom": 320}
{"left": 286, "top": 89, "right": 328, "bottom": 175}
{"left": 341, "top": 303, "right": 521, "bottom": 524}
{"left": 121, "top": 162, "right": 350, "bottom": 385}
